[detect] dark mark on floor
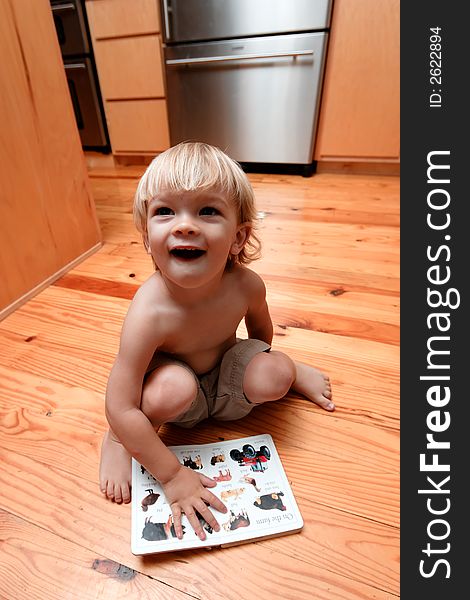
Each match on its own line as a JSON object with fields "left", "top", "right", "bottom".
{"left": 330, "top": 288, "right": 346, "bottom": 296}
{"left": 92, "top": 559, "right": 136, "bottom": 581}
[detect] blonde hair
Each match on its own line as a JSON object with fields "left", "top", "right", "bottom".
{"left": 133, "top": 142, "right": 261, "bottom": 268}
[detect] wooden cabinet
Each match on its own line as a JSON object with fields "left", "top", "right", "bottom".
{"left": 314, "top": 0, "right": 400, "bottom": 168}
{"left": 92, "top": 36, "right": 166, "bottom": 99}
{"left": 85, "top": 0, "right": 160, "bottom": 38}
{"left": 0, "top": 0, "right": 102, "bottom": 320}
{"left": 105, "top": 100, "right": 170, "bottom": 152}
{"left": 85, "top": 0, "right": 169, "bottom": 156}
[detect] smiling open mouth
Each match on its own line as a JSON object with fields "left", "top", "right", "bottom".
{"left": 170, "top": 248, "right": 206, "bottom": 260}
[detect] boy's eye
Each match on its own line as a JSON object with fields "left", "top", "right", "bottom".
{"left": 155, "top": 207, "right": 174, "bottom": 216}
{"left": 200, "top": 207, "right": 219, "bottom": 216}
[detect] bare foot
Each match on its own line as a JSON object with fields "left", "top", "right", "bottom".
{"left": 292, "top": 361, "right": 335, "bottom": 411}
{"left": 99, "top": 429, "right": 132, "bottom": 503}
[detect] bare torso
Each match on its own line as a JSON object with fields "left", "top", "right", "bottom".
{"left": 143, "top": 266, "right": 253, "bottom": 374}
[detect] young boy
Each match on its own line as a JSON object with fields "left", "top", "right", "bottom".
{"left": 99, "top": 142, "right": 334, "bottom": 541}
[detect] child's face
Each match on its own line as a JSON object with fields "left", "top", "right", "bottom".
{"left": 146, "top": 188, "right": 249, "bottom": 288}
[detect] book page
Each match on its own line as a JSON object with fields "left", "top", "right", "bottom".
{"left": 131, "top": 434, "right": 304, "bottom": 555}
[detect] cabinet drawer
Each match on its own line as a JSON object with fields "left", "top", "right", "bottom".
{"left": 94, "top": 36, "right": 165, "bottom": 99}
{"left": 86, "top": 0, "right": 160, "bottom": 38}
{"left": 106, "top": 100, "right": 170, "bottom": 153}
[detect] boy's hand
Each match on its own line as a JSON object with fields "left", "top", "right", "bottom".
{"left": 161, "top": 466, "right": 227, "bottom": 541}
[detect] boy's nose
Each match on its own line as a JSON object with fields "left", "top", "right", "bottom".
{"left": 172, "top": 218, "right": 199, "bottom": 235}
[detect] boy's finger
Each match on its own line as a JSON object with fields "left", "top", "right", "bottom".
{"left": 170, "top": 504, "right": 184, "bottom": 539}
{"left": 184, "top": 508, "right": 206, "bottom": 541}
{"left": 195, "top": 503, "right": 220, "bottom": 533}
{"left": 199, "top": 474, "right": 216, "bottom": 487}
{"left": 203, "top": 490, "right": 227, "bottom": 513}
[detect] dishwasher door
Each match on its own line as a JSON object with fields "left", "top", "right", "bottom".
{"left": 161, "top": 0, "right": 332, "bottom": 43}
{"left": 164, "top": 32, "right": 328, "bottom": 164}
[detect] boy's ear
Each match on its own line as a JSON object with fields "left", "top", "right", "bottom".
{"left": 230, "top": 223, "right": 251, "bottom": 255}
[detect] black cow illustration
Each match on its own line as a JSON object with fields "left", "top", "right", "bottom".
{"left": 196, "top": 511, "right": 214, "bottom": 535}
{"left": 141, "top": 515, "right": 183, "bottom": 541}
{"left": 253, "top": 492, "right": 286, "bottom": 511}
{"left": 222, "top": 509, "right": 250, "bottom": 531}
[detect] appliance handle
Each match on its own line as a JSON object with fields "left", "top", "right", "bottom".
{"left": 166, "top": 49, "right": 314, "bottom": 66}
{"left": 162, "top": 0, "right": 171, "bottom": 41}
{"left": 64, "top": 63, "right": 86, "bottom": 70}
{"left": 51, "top": 2, "right": 76, "bottom": 12}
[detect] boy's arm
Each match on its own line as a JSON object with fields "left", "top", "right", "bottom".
{"left": 105, "top": 286, "right": 226, "bottom": 539}
{"left": 244, "top": 270, "right": 273, "bottom": 345}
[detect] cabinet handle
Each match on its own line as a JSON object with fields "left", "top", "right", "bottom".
{"left": 162, "top": 0, "right": 171, "bottom": 40}
{"left": 51, "top": 2, "right": 76, "bottom": 12}
{"left": 64, "top": 62, "right": 86, "bottom": 70}
{"left": 166, "top": 50, "right": 314, "bottom": 66}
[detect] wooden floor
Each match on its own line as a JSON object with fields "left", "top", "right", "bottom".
{"left": 0, "top": 159, "right": 399, "bottom": 599}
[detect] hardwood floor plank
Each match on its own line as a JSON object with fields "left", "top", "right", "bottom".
{"left": 54, "top": 273, "right": 139, "bottom": 300}
{"left": 0, "top": 287, "right": 126, "bottom": 355}
{"left": 260, "top": 498, "right": 399, "bottom": 595}
{"left": 0, "top": 510, "right": 190, "bottom": 600}
{"left": 0, "top": 329, "right": 113, "bottom": 395}
{"left": 270, "top": 306, "right": 399, "bottom": 345}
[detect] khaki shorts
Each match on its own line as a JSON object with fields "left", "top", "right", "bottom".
{"left": 145, "top": 339, "right": 271, "bottom": 428}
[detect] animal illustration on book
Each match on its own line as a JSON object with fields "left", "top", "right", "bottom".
{"left": 254, "top": 492, "right": 286, "bottom": 511}
{"left": 210, "top": 453, "right": 225, "bottom": 465}
{"left": 222, "top": 509, "right": 251, "bottom": 531}
{"left": 181, "top": 454, "right": 203, "bottom": 470}
{"left": 142, "top": 513, "right": 214, "bottom": 541}
{"left": 220, "top": 487, "right": 246, "bottom": 501}
{"left": 197, "top": 513, "right": 214, "bottom": 535}
{"left": 213, "top": 468, "right": 232, "bottom": 482}
{"left": 141, "top": 489, "right": 160, "bottom": 512}
{"left": 240, "top": 475, "right": 261, "bottom": 492}
{"left": 131, "top": 434, "right": 304, "bottom": 555}
{"left": 142, "top": 516, "right": 181, "bottom": 541}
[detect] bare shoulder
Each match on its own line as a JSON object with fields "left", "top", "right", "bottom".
{"left": 120, "top": 273, "right": 168, "bottom": 344}
{"left": 231, "top": 265, "right": 267, "bottom": 303}
{"left": 132, "top": 272, "right": 165, "bottom": 305}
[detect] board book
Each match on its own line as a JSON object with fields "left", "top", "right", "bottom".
{"left": 131, "top": 433, "right": 304, "bottom": 555}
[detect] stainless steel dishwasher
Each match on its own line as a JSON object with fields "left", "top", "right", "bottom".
{"left": 160, "top": 0, "right": 332, "bottom": 174}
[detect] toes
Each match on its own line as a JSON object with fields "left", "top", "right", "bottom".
{"left": 106, "top": 481, "right": 116, "bottom": 501}
{"left": 312, "top": 391, "right": 335, "bottom": 411}
{"left": 113, "top": 483, "right": 123, "bottom": 504}
{"left": 319, "top": 397, "right": 335, "bottom": 411}
{"left": 121, "top": 483, "right": 131, "bottom": 504}
{"left": 322, "top": 376, "right": 333, "bottom": 400}
{"left": 102, "top": 479, "right": 131, "bottom": 503}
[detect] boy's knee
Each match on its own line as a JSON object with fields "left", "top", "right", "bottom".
{"left": 141, "top": 365, "right": 197, "bottom": 424}
{"left": 243, "top": 351, "right": 295, "bottom": 404}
